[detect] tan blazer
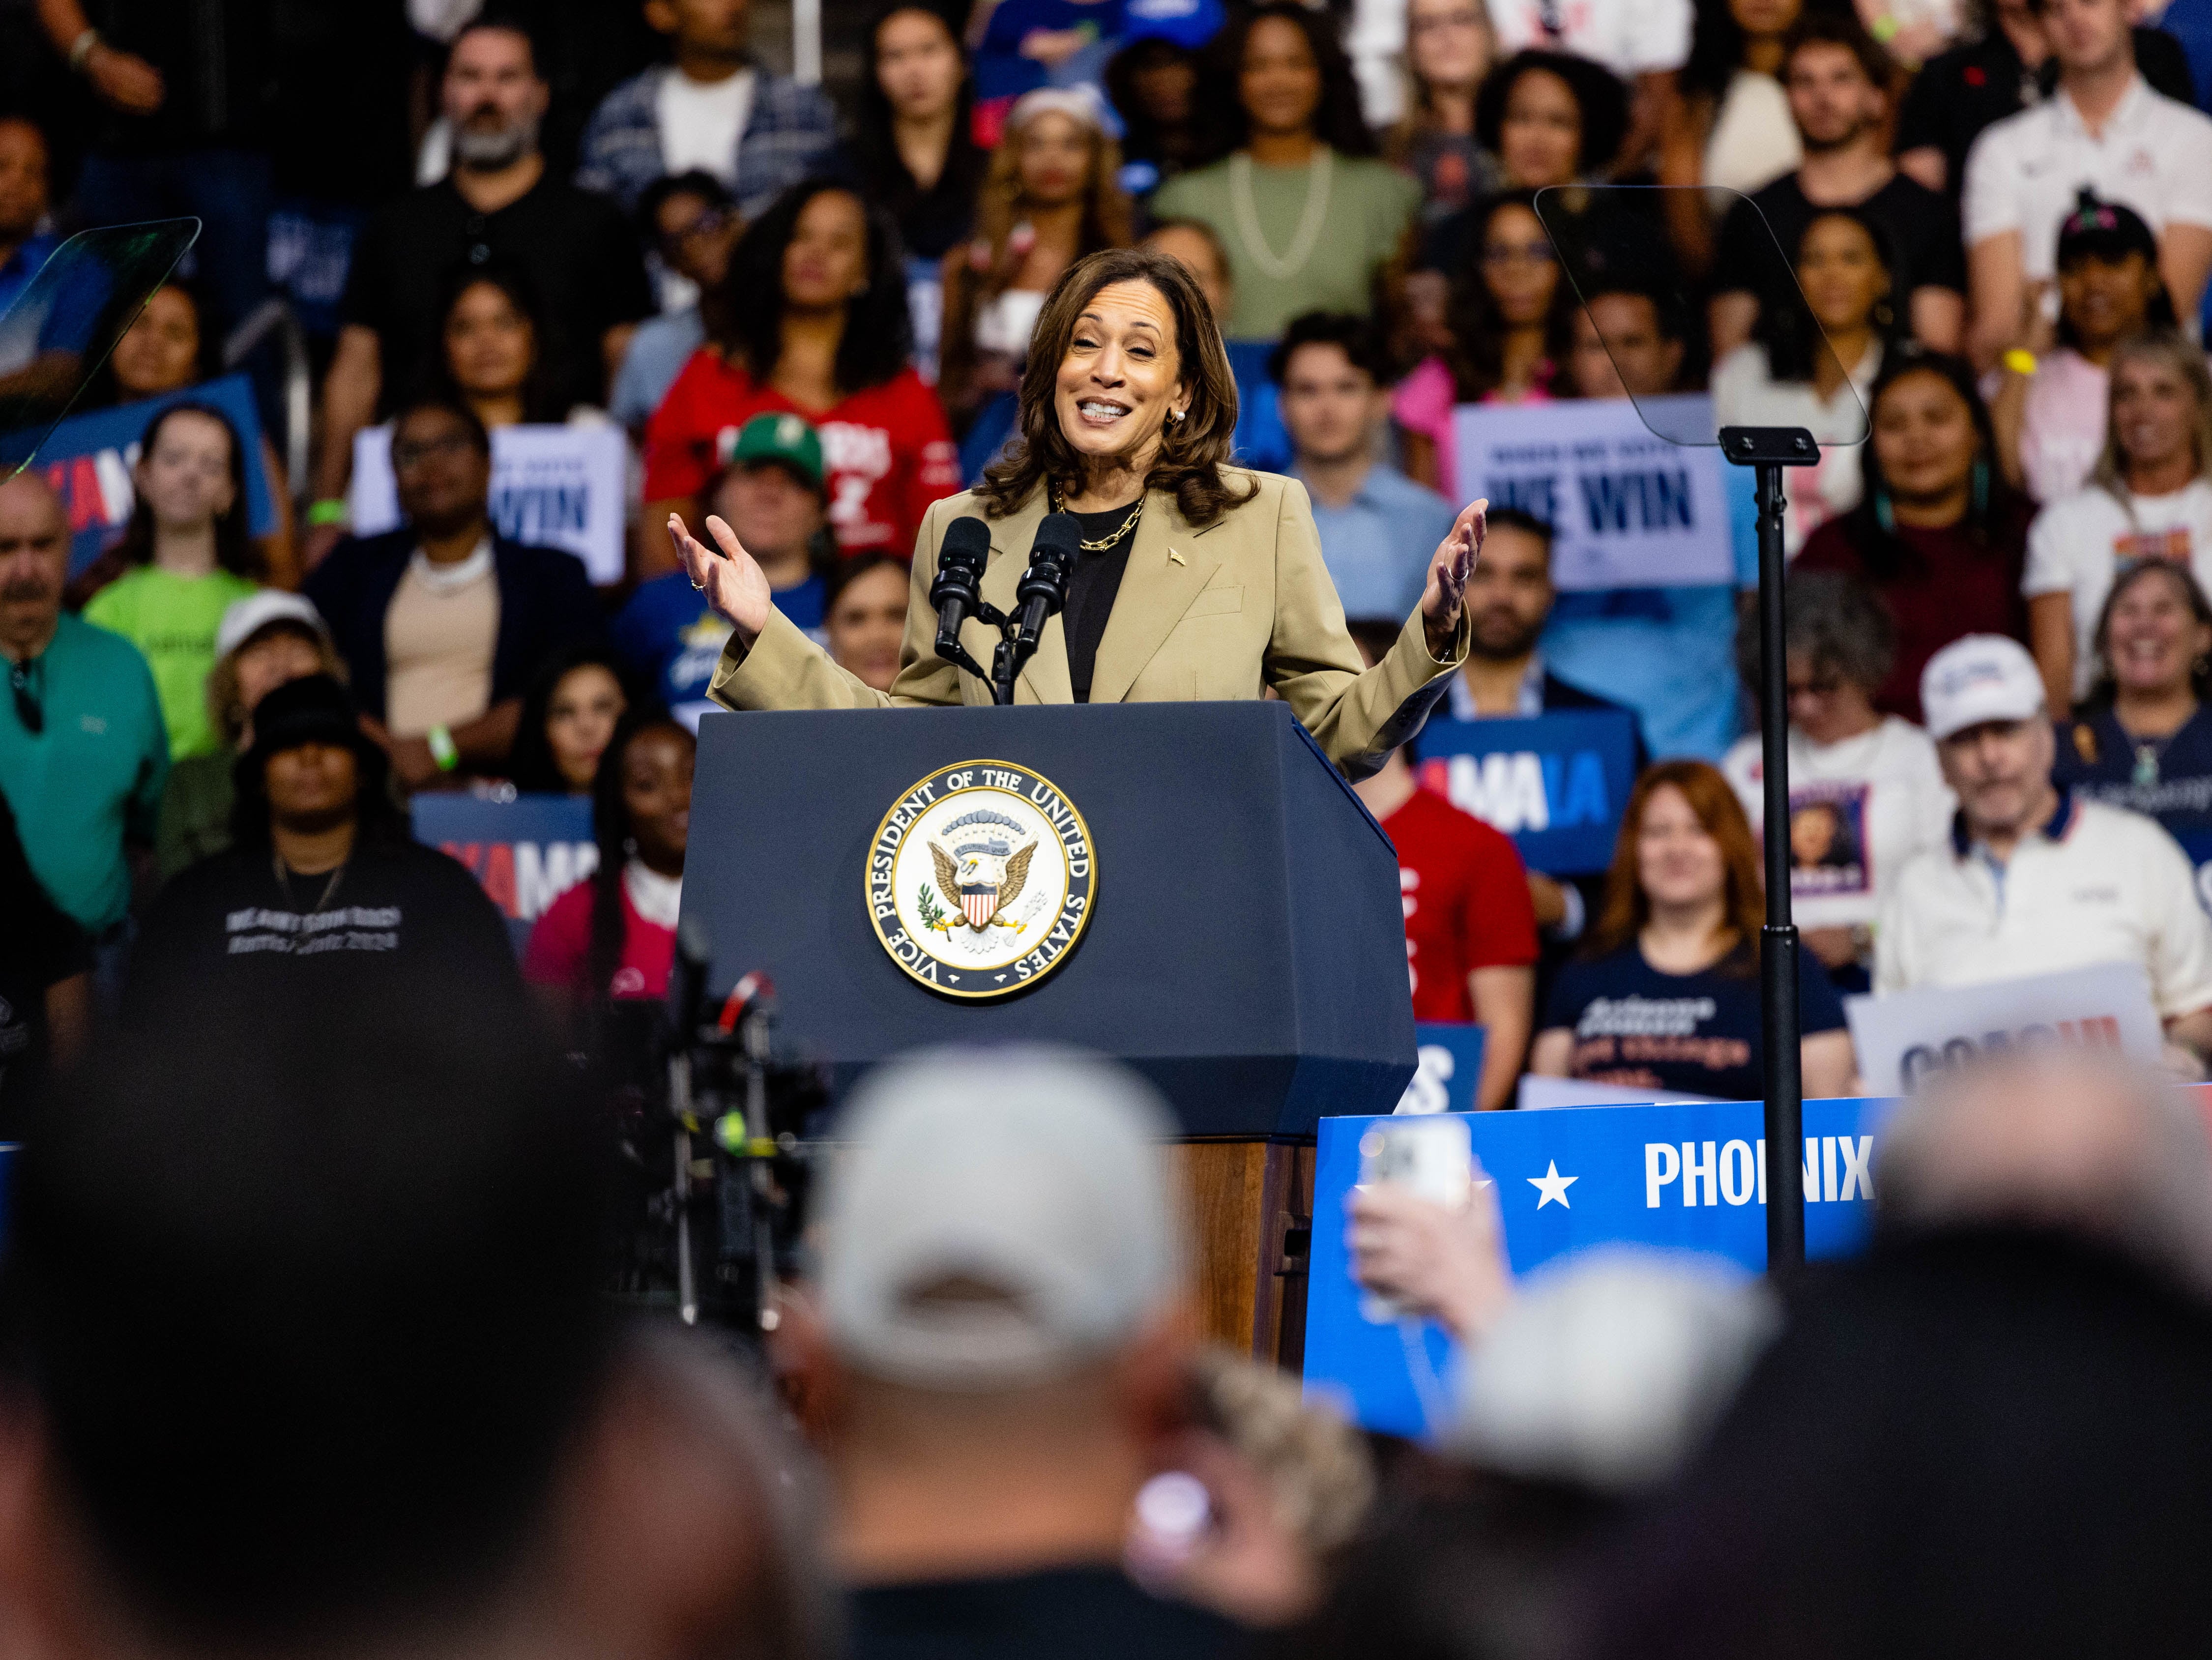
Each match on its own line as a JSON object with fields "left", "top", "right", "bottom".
{"left": 708, "top": 468, "right": 1470, "bottom": 778}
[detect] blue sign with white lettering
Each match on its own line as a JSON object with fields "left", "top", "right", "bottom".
{"left": 1413, "top": 710, "right": 1639, "bottom": 874}
{"left": 1304, "top": 1096, "right": 1896, "bottom": 1437}
{"left": 1398, "top": 1024, "right": 1489, "bottom": 1113}
{"left": 410, "top": 793, "right": 597, "bottom": 951}
{"left": 4, "top": 375, "right": 277, "bottom": 578}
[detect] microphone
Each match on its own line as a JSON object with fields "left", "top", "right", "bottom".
{"left": 1013, "top": 512, "right": 1082, "bottom": 651}
{"left": 930, "top": 515, "right": 992, "bottom": 657}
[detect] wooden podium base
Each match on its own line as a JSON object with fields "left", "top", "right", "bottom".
{"left": 1177, "top": 1140, "right": 1317, "bottom": 1369}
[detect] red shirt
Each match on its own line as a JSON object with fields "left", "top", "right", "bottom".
{"left": 522, "top": 878, "right": 675, "bottom": 1001}
{"left": 1384, "top": 786, "right": 1540, "bottom": 1023}
{"left": 642, "top": 351, "right": 960, "bottom": 555}
{"left": 1792, "top": 500, "right": 2031, "bottom": 723}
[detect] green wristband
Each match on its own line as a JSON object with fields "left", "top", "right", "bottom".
{"left": 307, "top": 498, "right": 350, "bottom": 529}
{"left": 427, "top": 724, "right": 460, "bottom": 773}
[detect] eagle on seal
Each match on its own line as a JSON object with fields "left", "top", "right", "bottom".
{"left": 929, "top": 809, "right": 1037, "bottom": 932}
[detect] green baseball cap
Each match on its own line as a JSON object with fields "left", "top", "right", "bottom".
{"left": 730, "top": 411, "right": 825, "bottom": 492}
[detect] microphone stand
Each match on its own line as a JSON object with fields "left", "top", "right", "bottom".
{"left": 1721, "top": 425, "right": 1818, "bottom": 1277}
{"left": 938, "top": 600, "right": 1013, "bottom": 701}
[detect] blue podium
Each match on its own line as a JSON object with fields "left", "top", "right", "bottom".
{"left": 682, "top": 699, "right": 1421, "bottom": 1353}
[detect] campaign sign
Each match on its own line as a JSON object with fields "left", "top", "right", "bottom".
{"left": 1452, "top": 396, "right": 1733, "bottom": 590}
{"left": 4, "top": 374, "right": 277, "bottom": 578}
{"left": 1844, "top": 962, "right": 2163, "bottom": 1097}
{"left": 1413, "top": 710, "right": 1638, "bottom": 874}
{"left": 353, "top": 422, "right": 628, "bottom": 584}
{"left": 1396, "top": 1024, "right": 1489, "bottom": 1114}
{"left": 1304, "top": 1095, "right": 1893, "bottom": 1437}
{"left": 411, "top": 792, "right": 597, "bottom": 951}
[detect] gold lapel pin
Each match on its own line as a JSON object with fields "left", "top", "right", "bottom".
{"left": 1168, "top": 547, "right": 1186, "bottom": 566}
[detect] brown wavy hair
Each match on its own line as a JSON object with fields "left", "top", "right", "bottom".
{"left": 974, "top": 247, "right": 1256, "bottom": 526}
{"left": 1586, "top": 759, "right": 1767, "bottom": 971}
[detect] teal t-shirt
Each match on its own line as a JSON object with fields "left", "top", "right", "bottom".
{"left": 82, "top": 564, "right": 260, "bottom": 760}
{"left": 1151, "top": 149, "right": 1423, "bottom": 342}
{"left": 0, "top": 613, "right": 170, "bottom": 931}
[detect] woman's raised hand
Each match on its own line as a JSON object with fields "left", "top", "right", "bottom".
{"left": 669, "top": 512, "right": 774, "bottom": 647}
{"left": 1420, "top": 497, "right": 1487, "bottom": 659}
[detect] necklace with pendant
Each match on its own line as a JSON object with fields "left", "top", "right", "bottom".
{"left": 2134, "top": 740, "right": 2167, "bottom": 787}
{"left": 274, "top": 854, "right": 347, "bottom": 917}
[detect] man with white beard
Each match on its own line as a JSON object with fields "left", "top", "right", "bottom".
{"left": 306, "top": 17, "right": 655, "bottom": 563}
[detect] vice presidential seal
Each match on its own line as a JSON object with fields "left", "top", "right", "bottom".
{"left": 866, "top": 760, "right": 1096, "bottom": 999}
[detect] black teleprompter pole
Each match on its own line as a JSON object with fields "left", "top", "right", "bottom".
{"left": 1722, "top": 427, "right": 1817, "bottom": 1276}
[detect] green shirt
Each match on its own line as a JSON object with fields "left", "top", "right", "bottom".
{"left": 1151, "top": 149, "right": 1422, "bottom": 342}
{"left": 0, "top": 613, "right": 170, "bottom": 932}
{"left": 82, "top": 564, "right": 260, "bottom": 760}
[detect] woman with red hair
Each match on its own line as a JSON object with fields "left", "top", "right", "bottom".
{"left": 1529, "top": 760, "right": 1858, "bottom": 1100}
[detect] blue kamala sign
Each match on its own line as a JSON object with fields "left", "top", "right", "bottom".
{"left": 1413, "top": 710, "right": 1640, "bottom": 874}
{"left": 4, "top": 374, "right": 277, "bottom": 578}
{"left": 1398, "top": 1023, "right": 1489, "bottom": 1113}
{"left": 1304, "top": 1096, "right": 1896, "bottom": 1437}
{"left": 411, "top": 792, "right": 597, "bottom": 951}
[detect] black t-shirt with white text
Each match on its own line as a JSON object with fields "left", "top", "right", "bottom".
{"left": 123, "top": 839, "right": 523, "bottom": 1029}
{"left": 1543, "top": 941, "right": 1847, "bottom": 1101}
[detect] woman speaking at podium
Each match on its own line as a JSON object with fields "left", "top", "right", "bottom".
{"left": 669, "top": 246, "right": 1485, "bottom": 777}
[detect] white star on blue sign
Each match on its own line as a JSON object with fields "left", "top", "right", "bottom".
{"left": 1528, "top": 1160, "right": 1578, "bottom": 1209}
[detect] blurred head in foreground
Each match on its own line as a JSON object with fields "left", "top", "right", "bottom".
{"left": 0, "top": 972, "right": 827, "bottom": 1660}
{"left": 1272, "top": 1249, "right": 1775, "bottom": 1660}
{"left": 1576, "top": 1050, "right": 2212, "bottom": 1660}
{"left": 1875, "top": 1047, "right": 2212, "bottom": 1291}
{"left": 784, "top": 1047, "right": 1230, "bottom": 1643}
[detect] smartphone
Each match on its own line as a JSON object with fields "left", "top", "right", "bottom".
{"left": 1356, "top": 1114, "right": 1473, "bottom": 1323}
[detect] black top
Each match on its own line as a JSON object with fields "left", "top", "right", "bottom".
{"left": 839, "top": 139, "right": 988, "bottom": 262}
{"left": 2052, "top": 703, "right": 2212, "bottom": 850}
{"left": 1543, "top": 940, "right": 1846, "bottom": 1101}
{"left": 846, "top": 1565, "right": 1239, "bottom": 1660}
{"left": 302, "top": 531, "right": 605, "bottom": 722}
{"left": 1893, "top": 26, "right": 2196, "bottom": 204}
{"left": 0, "top": 787, "right": 90, "bottom": 1134}
{"left": 339, "top": 174, "right": 656, "bottom": 413}
{"left": 1059, "top": 505, "right": 1140, "bottom": 703}
{"left": 123, "top": 840, "right": 524, "bottom": 1031}
{"left": 84, "top": 0, "right": 274, "bottom": 153}
{"left": 1715, "top": 172, "right": 1967, "bottom": 305}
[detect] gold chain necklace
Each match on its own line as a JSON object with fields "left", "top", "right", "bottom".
{"left": 1052, "top": 490, "right": 1144, "bottom": 552}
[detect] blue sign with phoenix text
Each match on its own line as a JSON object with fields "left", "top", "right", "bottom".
{"left": 1414, "top": 710, "right": 1639, "bottom": 874}
{"left": 1304, "top": 1096, "right": 1897, "bottom": 1438}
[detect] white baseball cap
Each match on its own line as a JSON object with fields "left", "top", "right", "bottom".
{"left": 1920, "top": 633, "right": 2045, "bottom": 742}
{"left": 816, "top": 1046, "right": 1188, "bottom": 1390}
{"left": 1452, "top": 1247, "right": 1777, "bottom": 1493}
{"left": 216, "top": 589, "right": 326, "bottom": 661}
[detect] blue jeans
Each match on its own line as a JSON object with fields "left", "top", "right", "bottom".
{"left": 74, "top": 148, "right": 271, "bottom": 343}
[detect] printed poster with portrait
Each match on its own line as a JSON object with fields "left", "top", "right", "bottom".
{"left": 1784, "top": 782, "right": 1873, "bottom": 904}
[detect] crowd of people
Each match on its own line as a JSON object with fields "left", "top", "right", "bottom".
{"left": 13, "top": 0, "right": 2212, "bottom": 1103}
{"left": 8, "top": 2, "right": 2212, "bottom": 1653}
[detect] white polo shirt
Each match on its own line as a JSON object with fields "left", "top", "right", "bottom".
{"left": 1484, "top": 0, "right": 1692, "bottom": 77}
{"left": 1962, "top": 74, "right": 2212, "bottom": 280}
{"left": 1875, "top": 791, "right": 2212, "bottom": 1017}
